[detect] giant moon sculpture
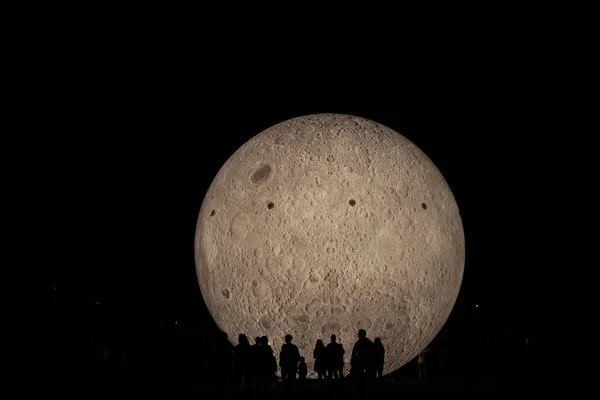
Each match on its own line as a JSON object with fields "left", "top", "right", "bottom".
{"left": 194, "top": 114, "right": 464, "bottom": 376}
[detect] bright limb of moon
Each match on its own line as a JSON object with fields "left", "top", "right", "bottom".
{"left": 194, "top": 114, "right": 465, "bottom": 376}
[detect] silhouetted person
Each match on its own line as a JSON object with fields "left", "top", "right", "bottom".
{"left": 250, "top": 336, "right": 261, "bottom": 388}
{"left": 233, "top": 334, "right": 252, "bottom": 390}
{"left": 298, "top": 356, "right": 308, "bottom": 387}
{"left": 258, "top": 336, "right": 276, "bottom": 389}
{"left": 351, "top": 329, "right": 374, "bottom": 382}
{"left": 326, "top": 334, "right": 345, "bottom": 380}
{"left": 213, "top": 331, "right": 233, "bottom": 389}
{"left": 313, "top": 339, "right": 327, "bottom": 384}
{"left": 418, "top": 347, "right": 429, "bottom": 381}
{"left": 280, "top": 334, "right": 300, "bottom": 388}
{"left": 373, "top": 338, "right": 385, "bottom": 382}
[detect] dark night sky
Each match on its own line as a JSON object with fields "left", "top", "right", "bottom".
{"left": 24, "top": 18, "right": 588, "bottom": 388}
{"left": 47, "top": 99, "right": 559, "bottom": 344}
{"left": 32, "top": 34, "right": 573, "bottom": 359}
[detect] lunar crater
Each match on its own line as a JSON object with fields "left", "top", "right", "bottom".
{"left": 251, "top": 164, "right": 273, "bottom": 184}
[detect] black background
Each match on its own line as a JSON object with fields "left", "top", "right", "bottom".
{"left": 41, "top": 69, "right": 566, "bottom": 384}
{"left": 17, "top": 15, "right": 579, "bottom": 395}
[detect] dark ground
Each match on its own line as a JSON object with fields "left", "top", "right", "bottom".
{"left": 191, "top": 377, "right": 547, "bottom": 399}
{"left": 70, "top": 372, "right": 552, "bottom": 399}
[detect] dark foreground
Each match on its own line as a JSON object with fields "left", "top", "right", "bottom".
{"left": 76, "top": 375, "right": 551, "bottom": 399}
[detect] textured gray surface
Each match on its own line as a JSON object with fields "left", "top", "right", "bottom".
{"left": 194, "top": 114, "right": 464, "bottom": 376}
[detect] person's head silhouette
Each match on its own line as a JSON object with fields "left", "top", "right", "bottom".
{"left": 374, "top": 337, "right": 382, "bottom": 345}
{"left": 300, "top": 356, "right": 305, "bottom": 362}
{"left": 285, "top": 334, "right": 293, "bottom": 343}
{"left": 331, "top": 334, "right": 337, "bottom": 343}
{"left": 255, "top": 337, "right": 260, "bottom": 345}
{"left": 358, "top": 329, "right": 367, "bottom": 339}
{"left": 239, "top": 334, "right": 248, "bottom": 344}
{"left": 316, "top": 339, "right": 324, "bottom": 348}
{"left": 261, "top": 336, "right": 269, "bottom": 346}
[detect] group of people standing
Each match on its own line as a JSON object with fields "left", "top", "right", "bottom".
{"left": 348, "top": 329, "right": 386, "bottom": 381}
{"left": 312, "top": 334, "right": 345, "bottom": 382}
{"left": 213, "top": 328, "right": 387, "bottom": 390}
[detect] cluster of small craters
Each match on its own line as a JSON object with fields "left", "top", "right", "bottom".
{"left": 195, "top": 114, "right": 465, "bottom": 376}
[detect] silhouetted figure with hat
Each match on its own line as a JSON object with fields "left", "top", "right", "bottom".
{"left": 326, "top": 334, "right": 345, "bottom": 381}
{"left": 313, "top": 339, "right": 327, "bottom": 385}
{"left": 351, "top": 329, "right": 374, "bottom": 383}
{"left": 373, "top": 337, "right": 385, "bottom": 383}
{"left": 233, "top": 334, "right": 252, "bottom": 390}
{"left": 280, "top": 334, "right": 300, "bottom": 389}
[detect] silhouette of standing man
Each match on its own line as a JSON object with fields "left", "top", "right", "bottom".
{"left": 280, "top": 334, "right": 300, "bottom": 389}
{"left": 326, "top": 335, "right": 345, "bottom": 380}
{"left": 351, "top": 329, "right": 374, "bottom": 382}
{"left": 259, "top": 336, "right": 276, "bottom": 389}
{"left": 233, "top": 334, "right": 251, "bottom": 390}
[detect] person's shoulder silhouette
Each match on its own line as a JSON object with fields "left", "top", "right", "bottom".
{"left": 280, "top": 334, "right": 300, "bottom": 365}
{"left": 374, "top": 337, "right": 384, "bottom": 352}
{"left": 314, "top": 339, "right": 326, "bottom": 356}
{"left": 352, "top": 329, "right": 373, "bottom": 363}
{"left": 327, "top": 335, "right": 344, "bottom": 357}
{"left": 236, "top": 334, "right": 249, "bottom": 348}
{"left": 260, "top": 336, "right": 272, "bottom": 353}
{"left": 354, "top": 329, "right": 373, "bottom": 345}
{"left": 234, "top": 334, "right": 251, "bottom": 357}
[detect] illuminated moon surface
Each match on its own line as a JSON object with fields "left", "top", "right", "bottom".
{"left": 194, "top": 114, "right": 465, "bottom": 376}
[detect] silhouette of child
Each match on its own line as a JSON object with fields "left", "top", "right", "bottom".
{"left": 298, "top": 356, "right": 308, "bottom": 387}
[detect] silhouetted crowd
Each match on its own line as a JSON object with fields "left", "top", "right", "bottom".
{"left": 210, "top": 328, "right": 386, "bottom": 390}
{"left": 85, "top": 321, "right": 537, "bottom": 397}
